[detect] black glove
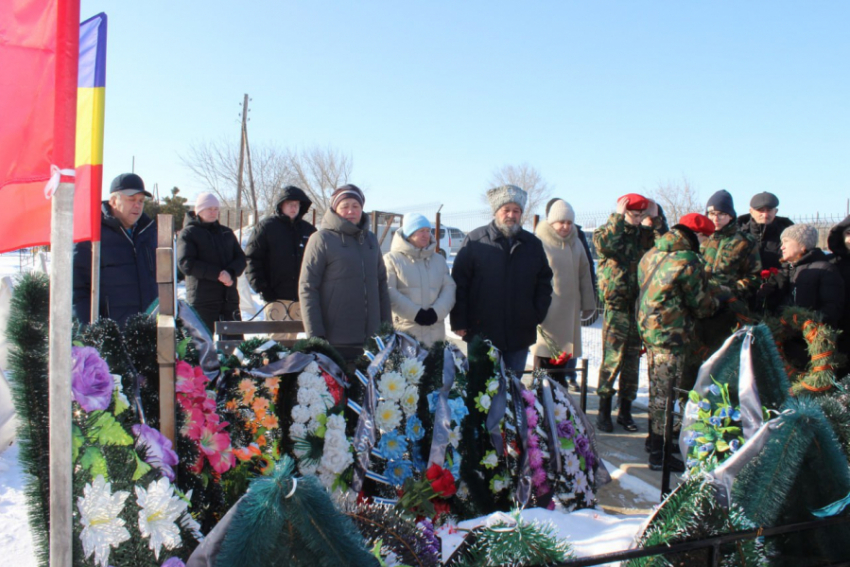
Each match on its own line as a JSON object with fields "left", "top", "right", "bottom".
{"left": 414, "top": 308, "right": 439, "bottom": 326}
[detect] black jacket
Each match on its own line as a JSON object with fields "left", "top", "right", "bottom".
{"left": 779, "top": 248, "right": 845, "bottom": 327}
{"left": 245, "top": 187, "right": 317, "bottom": 302}
{"left": 176, "top": 212, "right": 247, "bottom": 307}
{"left": 73, "top": 202, "right": 158, "bottom": 327}
{"left": 828, "top": 215, "right": 850, "bottom": 356}
{"left": 450, "top": 221, "right": 554, "bottom": 352}
{"left": 737, "top": 214, "right": 794, "bottom": 270}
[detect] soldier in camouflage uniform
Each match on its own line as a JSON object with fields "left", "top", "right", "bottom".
{"left": 638, "top": 213, "right": 720, "bottom": 471}
{"left": 698, "top": 190, "right": 761, "bottom": 356}
{"left": 593, "top": 193, "right": 667, "bottom": 433}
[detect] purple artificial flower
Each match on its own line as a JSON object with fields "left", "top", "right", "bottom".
{"left": 161, "top": 559, "right": 186, "bottom": 567}
{"left": 557, "top": 420, "right": 575, "bottom": 439}
{"left": 574, "top": 435, "right": 591, "bottom": 458}
{"left": 527, "top": 432, "right": 540, "bottom": 449}
{"left": 585, "top": 452, "right": 597, "bottom": 469}
{"left": 521, "top": 389, "right": 536, "bottom": 406}
{"left": 525, "top": 407, "right": 539, "bottom": 429}
{"left": 71, "top": 346, "right": 114, "bottom": 412}
{"left": 531, "top": 467, "right": 548, "bottom": 487}
{"left": 528, "top": 447, "right": 543, "bottom": 468}
{"left": 132, "top": 423, "right": 179, "bottom": 482}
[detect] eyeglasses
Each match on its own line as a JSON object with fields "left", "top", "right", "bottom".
{"left": 707, "top": 211, "right": 730, "bottom": 218}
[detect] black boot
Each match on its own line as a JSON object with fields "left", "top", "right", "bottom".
{"left": 617, "top": 399, "right": 639, "bottom": 432}
{"left": 596, "top": 397, "right": 614, "bottom": 433}
{"left": 644, "top": 417, "right": 652, "bottom": 452}
{"left": 648, "top": 433, "right": 685, "bottom": 472}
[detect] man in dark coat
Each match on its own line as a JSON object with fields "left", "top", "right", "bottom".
{"left": 450, "top": 184, "right": 553, "bottom": 375}
{"left": 73, "top": 173, "right": 158, "bottom": 327}
{"left": 737, "top": 191, "right": 794, "bottom": 271}
{"left": 245, "top": 186, "right": 316, "bottom": 336}
{"left": 827, "top": 216, "right": 850, "bottom": 373}
{"left": 177, "top": 192, "right": 247, "bottom": 334}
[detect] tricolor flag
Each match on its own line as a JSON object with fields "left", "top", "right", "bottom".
{"left": 75, "top": 13, "right": 107, "bottom": 243}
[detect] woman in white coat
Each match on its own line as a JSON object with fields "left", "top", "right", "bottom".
{"left": 383, "top": 214, "right": 456, "bottom": 347}
{"left": 531, "top": 199, "right": 596, "bottom": 389}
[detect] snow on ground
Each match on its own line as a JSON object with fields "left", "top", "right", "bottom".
{"left": 0, "top": 442, "right": 37, "bottom": 565}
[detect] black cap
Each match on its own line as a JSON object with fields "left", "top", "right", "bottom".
{"left": 749, "top": 192, "right": 779, "bottom": 210}
{"left": 706, "top": 189, "right": 736, "bottom": 218}
{"left": 109, "top": 173, "right": 152, "bottom": 197}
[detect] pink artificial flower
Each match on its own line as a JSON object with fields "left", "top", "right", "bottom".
{"left": 531, "top": 467, "right": 547, "bottom": 487}
{"left": 528, "top": 447, "right": 543, "bottom": 468}
{"left": 198, "top": 422, "right": 235, "bottom": 474}
{"left": 521, "top": 389, "right": 536, "bottom": 406}
{"left": 526, "top": 407, "right": 539, "bottom": 429}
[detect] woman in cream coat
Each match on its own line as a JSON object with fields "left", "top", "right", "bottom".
{"left": 531, "top": 199, "right": 596, "bottom": 389}
{"left": 383, "top": 213, "right": 456, "bottom": 347}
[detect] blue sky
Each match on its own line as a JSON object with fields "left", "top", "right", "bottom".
{"left": 81, "top": 1, "right": 849, "bottom": 218}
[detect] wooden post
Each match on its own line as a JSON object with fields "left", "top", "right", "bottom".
{"left": 435, "top": 212, "right": 442, "bottom": 255}
{"left": 236, "top": 94, "right": 248, "bottom": 212}
{"left": 89, "top": 240, "right": 100, "bottom": 322}
{"left": 156, "top": 214, "right": 176, "bottom": 445}
{"left": 312, "top": 209, "right": 317, "bottom": 225}
{"left": 371, "top": 210, "right": 379, "bottom": 235}
{"left": 533, "top": 214, "right": 540, "bottom": 231}
{"left": 49, "top": 182, "right": 75, "bottom": 567}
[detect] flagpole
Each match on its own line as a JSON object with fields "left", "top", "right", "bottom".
{"left": 90, "top": 241, "right": 100, "bottom": 322}
{"left": 49, "top": 181, "right": 75, "bottom": 567}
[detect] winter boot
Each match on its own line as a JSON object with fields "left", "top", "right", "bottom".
{"left": 616, "top": 399, "right": 639, "bottom": 432}
{"left": 596, "top": 397, "right": 614, "bottom": 433}
{"left": 644, "top": 418, "right": 652, "bottom": 452}
{"left": 648, "top": 433, "right": 685, "bottom": 473}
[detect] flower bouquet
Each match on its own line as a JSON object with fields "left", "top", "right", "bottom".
{"left": 537, "top": 325, "right": 572, "bottom": 367}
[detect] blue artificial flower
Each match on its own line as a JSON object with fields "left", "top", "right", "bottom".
{"left": 427, "top": 392, "right": 440, "bottom": 413}
{"left": 385, "top": 459, "right": 413, "bottom": 486}
{"left": 729, "top": 439, "right": 741, "bottom": 453}
{"left": 718, "top": 407, "right": 730, "bottom": 419}
{"left": 448, "top": 397, "right": 469, "bottom": 424}
{"left": 406, "top": 416, "right": 425, "bottom": 442}
{"left": 684, "top": 432, "right": 699, "bottom": 447}
{"left": 411, "top": 443, "right": 427, "bottom": 471}
{"left": 377, "top": 430, "right": 408, "bottom": 461}
{"left": 709, "top": 384, "right": 721, "bottom": 397}
{"left": 709, "top": 416, "right": 722, "bottom": 427}
{"left": 698, "top": 400, "right": 711, "bottom": 412}
{"left": 698, "top": 443, "right": 714, "bottom": 454}
{"left": 449, "top": 450, "right": 462, "bottom": 480}
{"left": 686, "top": 459, "right": 699, "bottom": 469}
{"left": 730, "top": 409, "right": 741, "bottom": 421}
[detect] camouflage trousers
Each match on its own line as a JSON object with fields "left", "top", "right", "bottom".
{"left": 646, "top": 347, "right": 699, "bottom": 436}
{"left": 596, "top": 306, "right": 641, "bottom": 401}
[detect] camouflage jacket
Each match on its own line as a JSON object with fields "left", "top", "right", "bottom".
{"left": 594, "top": 212, "right": 668, "bottom": 311}
{"left": 637, "top": 228, "right": 719, "bottom": 349}
{"left": 700, "top": 221, "right": 761, "bottom": 301}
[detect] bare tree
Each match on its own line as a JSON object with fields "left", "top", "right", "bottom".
{"left": 181, "top": 141, "right": 353, "bottom": 222}
{"left": 651, "top": 175, "right": 702, "bottom": 225}
{"left": 486, "top": 163, "right": 553, "bottom": 225}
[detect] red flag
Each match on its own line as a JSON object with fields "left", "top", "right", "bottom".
{"left": 0, "top": 0, "right": 83, "bottom": 253}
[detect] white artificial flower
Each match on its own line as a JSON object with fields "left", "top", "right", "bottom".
{"left": 378, "top": 372, "right": 406, "bottom": 401}
{"left": 492, "top": 477, "right": 508, "bottom": 492}
{"left": 574, "top": 470, "right": 589, "bottom": 494}
{"left": 111, "top": 374, "right": 130, "bottom": 410}
{"left": 326, "top": 413, "right": 346, "bottom": 431}
{"left": 400, "top": 386, "right": 419, "bottom": 416}
{"left": 553, "top": 404, "right": 567, "bottom": 422}
{"left": 574, "top": 419, "right": 586, "bottom": 435}
{"left": 584, "top": 489, "right": 595, "bottom": 506}
{"left": 457, "top": 483, "right": 470, "bottom": 499}
{"left": 478, "top": 394, "right": 492, "bottom": 411}
{"left": 297, "top": 386, "right": 321, "bottom": 407}
{"left": 289, "top": 423, "right": 307, "bottom": 440}
{"left": 291, "top": 404, "right": 311, "bottom": 424}
{"left": 318, "top": 470, "right": 337, "bottom": 489}
{"left": 482, "top": 452, "right": 498, "bottom": 468}
{"left": 375, "top": 401, "right": 402, "bottom": 432}
{"left": 77, "top": 475, "right": 131, "bottom": 567}
{"left": 136, "top": 477, "right": 187, "bottom": 560}
{"left": 486, "top": 379, "right": 499, "bottom": 394}
{"left": 448, "top": 426, "right": 461, "bottom": 448}
{"left": 400, "top": 358, "right": 425, "bottom": 385}
{"left": 322, "top": 446, "right": 353, "bottom": 474}
{"left": 564, "top": 453, "right": 581, "bottom": 474}
{"left": 306, "top": 361, "right": 320, "bottom": 375}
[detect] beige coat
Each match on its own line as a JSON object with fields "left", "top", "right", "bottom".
{"left": 531, "top": 221, "right": 596, "bottom": 358}
{"left": 383, "top": 231, "right": 456, "bottom": 347}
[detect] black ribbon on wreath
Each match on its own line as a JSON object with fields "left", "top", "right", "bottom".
{"left": 538, "top": 374, "right": 562, "bottom": 475}
{"left": 428, "top": 343, "right": 468, "bottom": 468}
{"left": 247, "top": 350, "right": 347, "bottom": 389}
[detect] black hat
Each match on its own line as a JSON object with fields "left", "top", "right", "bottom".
{"left": 706, "top": 189, "right": 736, "bottom": 218}
{"left": 749, "top": 192, "right": 779, "bottom": 210}
{"left": 110, "top": 173, "right": 152, "bottom": 197}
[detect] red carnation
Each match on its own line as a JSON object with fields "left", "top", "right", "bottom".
{"left": 426, "top": 464, "right": 457, "bottom": 498}
{"left": 760, "top": 269, "right": 771, "bottom": 280}
{"left": 549, "top": 351, "right": 573, "bottom": 367}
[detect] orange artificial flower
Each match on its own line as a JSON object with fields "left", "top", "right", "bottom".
{"left": 264, "top": 377, "right": 280, "bottom": 398}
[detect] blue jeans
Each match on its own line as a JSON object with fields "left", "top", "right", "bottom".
{"left": 502, "top": 349, "right": 529, "bottom": 377}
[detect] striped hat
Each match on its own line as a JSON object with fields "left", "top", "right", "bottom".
{"left": 330, "top": 184, "right": 365, "bottom": 212}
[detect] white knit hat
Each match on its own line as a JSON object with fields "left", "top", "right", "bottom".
{"left": 194, "top": 192, "right": 220, "bottom": 214}
{"left": 487, "top": 184, "right": 527, "bottom": 214}
{"left": 546, "top": 199, "right": 575, "bottom": 224}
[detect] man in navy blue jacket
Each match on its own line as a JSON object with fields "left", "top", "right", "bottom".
{"left": 73, "top": 173, "right": 158, "bottom": 327}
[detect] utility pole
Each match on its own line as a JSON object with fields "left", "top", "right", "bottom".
{"left": 243, "top": 124, "right": 258, "bottom": 224}
{"left": 236, "top": 94, "right": 249, "bottom": 212}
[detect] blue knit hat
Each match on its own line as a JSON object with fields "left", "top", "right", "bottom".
{"left": 402, "top": 213, "right": 431, "bottom": 238}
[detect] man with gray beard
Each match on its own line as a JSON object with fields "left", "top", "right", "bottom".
{"left": 450, "top": 185, "right": 554, "bottom": 375}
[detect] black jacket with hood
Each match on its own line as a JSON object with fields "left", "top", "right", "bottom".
{"left": 176, "top": 211, "right": 247, "bottom": 308}
{"left": 737, "top": 213, "right": 794, "bottom": 270}
{"left": 245, "top": 186, "right": 317, "bottom": 302}
{"left": 779, "top": 248, "right": 845, "bottom": 327}
{"left": 450, "top": 221, "right": 554, "bottom": 352}
{"left": 828, "top": 215, "right": 850, "bottom": 360}
{"left": 73, "top": 202, "right": 158, "bottom": 327}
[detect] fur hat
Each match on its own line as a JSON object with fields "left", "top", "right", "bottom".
{"left": 487, "top": 184, "right": 527, "bottom": 214}
{"left": 194, "top": 192, "right": 220, "bottom": 214}
{"left": 781, "top": 224, "right": 818, "bottom": 251}
{"left": 330, "top": 184, "right": 365, "bottom": 212}
{"left": 706, "top": 189, "right": 736, "bottom": 218}
{"left": 402, "top": 213, "right": 431, "bottom": 238}
{"left": 750, "top": 192, "right": 779, "bottom": 210}
{"left": 619, "top": 193, "right": 649, "bottom": 211}
{"left": 677, "top": 213, "right": 715, "bottom": 236}
{"left": 546, "top": 199, "right": 575, "bottom": 224}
